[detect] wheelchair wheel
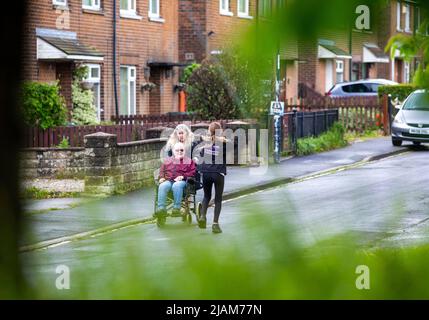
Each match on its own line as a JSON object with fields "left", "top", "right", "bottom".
{"left": 186, "top": 213, "right": 192, "bottom": 225}
{"left": 196, "top": 202, "right": 202, "bottom": 219}
{"left": 156, "top": 216, "right": 166, "bottom": 228}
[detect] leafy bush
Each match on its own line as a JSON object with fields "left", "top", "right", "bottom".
{"left": 180, "top": 63, "right": 200, "bottom": 83}
{"left": 71, "top": 66, "right": 99, "bottom": 125}
{"left": 184, "top": 51, "right": 273, "bottom": 120}
{"left": 71, "top": 81, "right": 98, "bottom": 125}
{"left": 57, "top": 137, "right": 70, "bottom": 149}
{"left": 378, "top": 84, "right": 416, "bottom": 101}
{"left": 185, "top": 61, "right": 240, "bottom": 120}
{"left": 217, "top": 51, "right": 272, "bottom": 119}
{"left": 297, "top": 122, "right": 348, "bottom": 156}
{"left": 22, "top": 81, "right": 67, "bottom": 129}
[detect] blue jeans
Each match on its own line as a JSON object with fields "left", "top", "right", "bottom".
{"left": 157, "top": 180, "right": 187, "bottom": 211}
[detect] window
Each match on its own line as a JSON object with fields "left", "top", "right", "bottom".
{"left": 403, "top": 92, "right": 429, "bottom": 111}
{"left": 405, "top": 4, "right": 411, "bottom": 32}
{"left": 83, "top": 64, "right": 102, "bottom": 120}
{"left": 82, "top": 0, "right": 100, "bottom": 10}
{"left": 149, "top": 0, "right": 160, "bottom": 18}
{"left": 238, "top": 0, "right": 249, "bottom": 17}
{"left": 367, "top": 83, "right": 381, "bottom": 93}
{"left": 396, "top": 1, "right": 402, "bottom": 31}
{"left": 120, "top": 66, "right": 136, "bottom": 115}
{"left": 415, "top": 6, "right": 421, "bottom": 32}
{"left": 342, "top": 84, "right": 370, "bottom": 93}
{"left": 336, "top": 60, "right": 344, "bottom": 83}
{"left": 120, "top": 0, "right": 136, "bottom": 14}
{"left": 53, "top": 0, "right": 67, "bottom": 6}
{"left": 404, "top": 61, "right": 410, "bottom": 83}
{"left": 258, "top": 0, "right": 272, "bottom": 18}
{"left": 220, "top": 0, "right": 232, "bottom": 16}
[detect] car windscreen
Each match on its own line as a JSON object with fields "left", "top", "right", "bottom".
{"left": 403, "top": 92, "right": 429, "bottom": 111}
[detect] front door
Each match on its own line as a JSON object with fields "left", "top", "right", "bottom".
{"left": 395, "top": 59, "right": 403, "bottom": 83}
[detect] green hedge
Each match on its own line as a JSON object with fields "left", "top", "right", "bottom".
{"left": 22, "top": 81, "right": 67, "bottom": 129}
{"left": 378, "top": 84, "right": 417, "bottom": 101}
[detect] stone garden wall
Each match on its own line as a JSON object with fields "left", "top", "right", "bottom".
{"left": 20, "top": 132, "right": 166, "bottom": 195}
{"left": 20, "top": 121, "right": 259, "bottom": 195}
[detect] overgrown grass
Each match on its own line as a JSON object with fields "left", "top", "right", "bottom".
{"left": 345, "top": 129, "right": 384, "bottom": 143}
{"left": 296, "top": 122, "right": 348, "bottom": 156}
{"left": 21, "top": 187, "right": 80, "bottom": 200}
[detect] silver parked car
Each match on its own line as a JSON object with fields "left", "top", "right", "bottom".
{"left": 391, "top": 89, "right": 429, "bottom": 146}
{"left": 327, "top": 79, "right": 398, "bottom": 97}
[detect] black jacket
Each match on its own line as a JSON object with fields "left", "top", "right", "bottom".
{"left": 198, "top": 141, "right": 227, "bottom": 175}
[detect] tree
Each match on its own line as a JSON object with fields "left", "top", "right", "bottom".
{"left": 185, "top": 61, "right": 240, "bottom": 120}
{"left": 386, "top": 15, "right": 429, "bottom": 88}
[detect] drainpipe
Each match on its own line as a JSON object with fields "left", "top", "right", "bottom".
{"left": 113, "top": 0, "right": 119, "bottom": 116}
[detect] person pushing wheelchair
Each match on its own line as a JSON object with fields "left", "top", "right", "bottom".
{"left": 155, "top": 142, "right": 196, "bottom": 219}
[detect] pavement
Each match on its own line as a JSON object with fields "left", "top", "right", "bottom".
{"left": 21, "top": 137, "right": 411, "bottom": 250}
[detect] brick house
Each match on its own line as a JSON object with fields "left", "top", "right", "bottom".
{"left": 179, "top": 0, "right": 299, "bottom": 103}
{"left": 179, "top": 0, "right": 257, "bottom": 62}
{"left": 23, "top": 0, "right": 182, "bottom": 121}
{"left": 297, "top": 0, "right": 425, "bottom": 98}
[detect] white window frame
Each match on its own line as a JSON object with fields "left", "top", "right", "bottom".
{"left": 220, "top": 0, "right": 233, "bottom": 16}
{"left": 82, "top": 0, "right": 100, "bottom": 11}
{"left": 404, "top": 4, "right": 411, "bottom": 32}
{"left": 396, "top": 1, "right": 402, "bottom": 31}
{"left": 237, "top": 0, "right": 249, "bottom": 17}
{"left": 336, "top": 60, "right": 344, "bottom": 83}
{"left": 120, "top": 66, "right": 137, "bottom": 116}
{"left": 83, "top": 64, "right": 102, "bottom": 120}
{"left": 120, "top": 0, "right": 141, "bottom": 19}
{"left": 53, "top": 0, "right": 67, "bottom": 6}
{"left": 149, "top": 0, "right": 160, "bottom": 18}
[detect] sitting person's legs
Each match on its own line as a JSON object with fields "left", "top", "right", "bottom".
{"left": 171, "top": 180, "right": 187, "bottom": 210}
{"left": 157, "top": 181, "right": 172, "bottom": 211}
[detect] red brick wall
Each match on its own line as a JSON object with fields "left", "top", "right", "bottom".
{"left": 178, "top": 0, "right": 207, "bottom": 63}
{"left": 22, "top": 0, "right": 179, "bottom": 120}
{"left": 179, "top": 0, "right": 257, "bottom": 63}
{"left": 206, "top": 0, "right": 256, "bottom": 57}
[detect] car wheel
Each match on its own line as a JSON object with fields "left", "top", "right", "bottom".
{"left": 413, "top": 141, "right": 421, "bottom": 146}
{"left": 392, "top": 138, "right": 402, "bottom": 147}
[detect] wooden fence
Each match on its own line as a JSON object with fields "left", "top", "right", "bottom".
{"left": 284, "top": 96, "right": 384, "bottom": 133}
{"left": 23, "top": 124, "right": 146, "bottom": 148}
{"left": 111, "top": 113, "right": 201, "bottom": 127}
{"left": 24, "top": 118, "right": 259, "bottom": 148}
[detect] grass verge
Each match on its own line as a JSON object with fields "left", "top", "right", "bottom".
{"left": 296, "top": 122, "right": 348, "bottom": 156}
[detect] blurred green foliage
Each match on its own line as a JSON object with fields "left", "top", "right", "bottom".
{"left": 25, "top": 209, "right": 429, "bottom": 299}
{"left": 378, "top": 84, "right": 417, "bottom": 101}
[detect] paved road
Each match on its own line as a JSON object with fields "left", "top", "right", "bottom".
{"left": 22, "top": 137, "right": 408, "bottom": 246}
{"left": 21, "top": 147, "right": 429, "bottom": 298}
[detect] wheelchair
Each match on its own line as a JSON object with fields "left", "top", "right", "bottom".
{"left": 153, "top": 170, "right": 203, "bottom": 227}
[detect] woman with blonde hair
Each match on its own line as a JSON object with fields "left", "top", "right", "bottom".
{"left": 165, "top": 124, "right": 195, "bottom": 159}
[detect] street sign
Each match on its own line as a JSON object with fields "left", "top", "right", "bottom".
{"left": 270, "top": 101, "right": 284, "bottom": 116}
